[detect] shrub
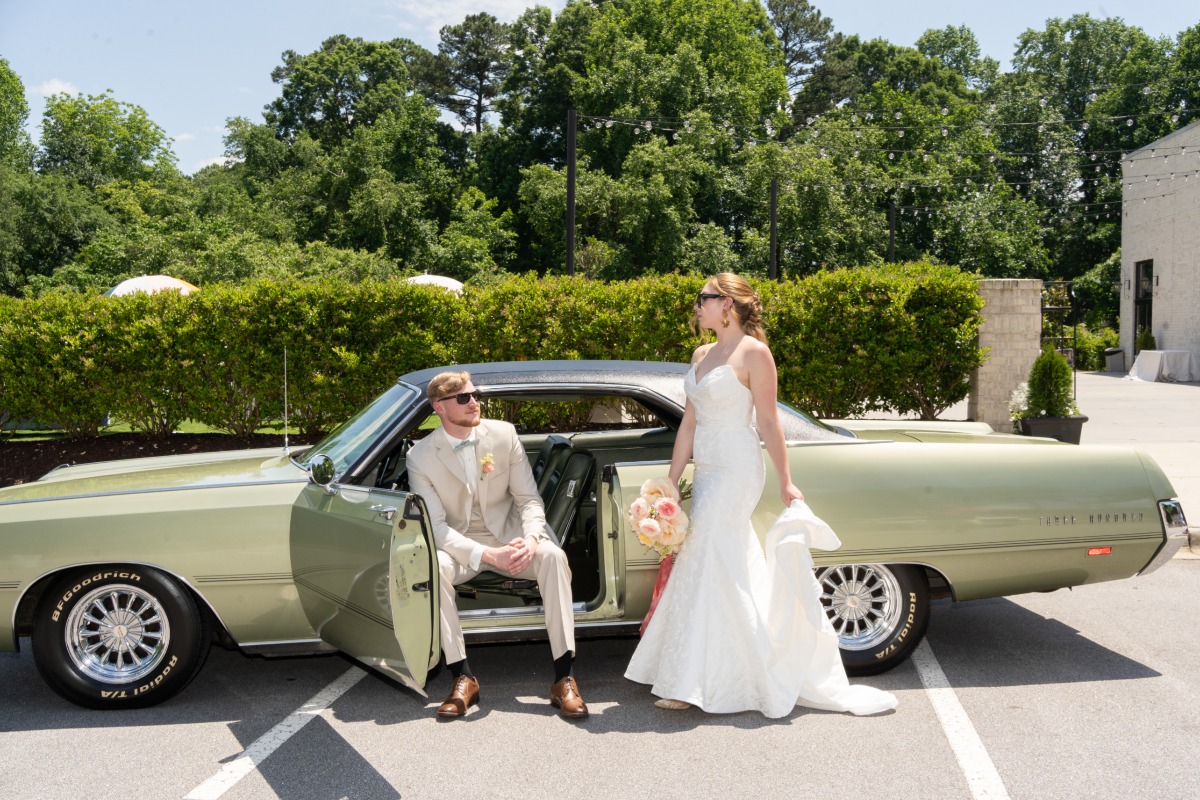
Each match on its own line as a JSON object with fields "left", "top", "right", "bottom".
{"left": 0, "top": 265, "right": 988, "bottom": 435}
{"left": 1074, "top": 325, "right": 1119, "bottom": 371}
{"left": 1012, "top": 345, "right": 1079, "bottom": 424}
{"left": 0, "top": 293, "right": 118, "bottom": 438}
{"left": 765, "top": 263, "right": 985, "bottom": 418}
{"left": 1136, "top": 326, "right": 1157, "bottom": 352}
{"left": 105, "top": 291, "right": 195, "bottom": 436}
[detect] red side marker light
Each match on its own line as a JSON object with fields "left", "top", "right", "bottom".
{"left": 1087, "top": 546, "right": 1112, "bottom": 556}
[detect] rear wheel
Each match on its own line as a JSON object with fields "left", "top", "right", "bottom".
{"left": 32, "top": 566, "right": 210, "bottom": 709}
{"left": 816, "top": 563, "right": 930, "bottom": 676}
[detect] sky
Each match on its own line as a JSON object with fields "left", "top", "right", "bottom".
{"left": 1, "top": 0, "right": 1196, "bottom": 174}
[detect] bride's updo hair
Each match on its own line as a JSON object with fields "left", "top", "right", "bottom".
{"left": 711, "top": 272, "right": 767, "bottom": 344}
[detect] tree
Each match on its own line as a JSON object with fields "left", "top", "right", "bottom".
{"left": 916, "top": 26, "right": 998, "bottom": 90}
{"left": 37, "top": 91, "right": 177, "bottom": 188}
{"left": 1006, "top": 15, "right": 1163, "bottom": 277}
{"left": 792, "top": 34, "right": 973, "bottom": 121}
{"left": 1010, "top": 15, "right": 1153, "bottom": 123}
{"left": 0, "top": 168, "right": 115, "bottom": 295}
{"left": 767, "top": 0, "right": 833, "bottom": 94}
{"left": 582, "top": 0, "right": 787, "bottom": 129}
{"left": 437, "top": 13, "right": 512, "bottom": 133}
{"left": 0, "top": 57, "right": 33, "bottom": 170}
{"left": 432, "top": 187, "right": 517, "bottom": 280}
{"left": 265, "top": 35, "right": 414, "bottom": 149}
{"left": 389, "top": 38, "right": 453, "bottom": 106}
{"left": 1166, "top": 24, "right": 1200, "bottom": 121}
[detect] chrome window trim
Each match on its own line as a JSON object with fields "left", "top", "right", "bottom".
{"left": 458, "top": 600, "right": 589, "bottom": 620}
{"left": 342, "top": 380, "right": 685, "bottom": 483}
{"left": 238, "top": 639, "right": 338, "bottom": 656}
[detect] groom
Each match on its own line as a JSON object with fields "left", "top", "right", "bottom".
{"left": 406, "top": 370, "right": 587, "bottom": 719}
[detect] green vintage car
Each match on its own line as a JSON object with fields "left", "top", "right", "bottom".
{"left": 0, "top": 360, "right": 1188, "bottom": 709}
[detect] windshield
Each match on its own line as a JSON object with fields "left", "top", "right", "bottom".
{"left": 775, "top": 400, "right": 847, "bottom": 441}
{"left": 297, "top": 383, "right": 418, "bottom": 476}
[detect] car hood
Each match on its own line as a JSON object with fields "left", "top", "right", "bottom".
{"left": 0, "top": 448, "right": 308, "bottom": 503}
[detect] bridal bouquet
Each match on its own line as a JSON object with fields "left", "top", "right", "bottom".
{"left": 628, "top": 477, "right": 690, "bottom": 560}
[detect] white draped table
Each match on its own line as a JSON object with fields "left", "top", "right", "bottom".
{"left": 1126, "top": 350, "right": 1200, "bottom": 382}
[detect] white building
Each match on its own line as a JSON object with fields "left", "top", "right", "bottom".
{"left": 1120, "top": 120, "right": 1200, "bottom": 360}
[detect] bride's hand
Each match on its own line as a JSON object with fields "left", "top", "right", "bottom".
{"left": 781, "top": 482, "right": 804, "bottom": 506}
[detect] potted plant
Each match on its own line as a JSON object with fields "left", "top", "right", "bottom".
{"left": 1010, "top": 345, "right": 1088, "bottom": 443}
{"left": 1135, "top": 326, "right": 1157, "bottom": 354}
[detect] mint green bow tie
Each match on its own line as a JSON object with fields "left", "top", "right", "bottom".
{"left": 454, "top": 438, "right": 477, "bottom": 451}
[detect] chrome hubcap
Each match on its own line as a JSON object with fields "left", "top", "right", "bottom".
{"left": 65, "top": 584, "right": 170, "bottom": 684}
{"left": 816, "top": 564, "right": 903, "bottom": 651}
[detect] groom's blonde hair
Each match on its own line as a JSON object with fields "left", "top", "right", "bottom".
{"left": 427, "top": 370, "right": 471, "bottom": 402}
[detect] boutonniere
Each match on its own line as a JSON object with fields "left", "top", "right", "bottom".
{"left": 480, "top": 453, "right": 495, "bottom": 476}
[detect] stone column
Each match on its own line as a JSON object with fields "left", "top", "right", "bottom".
{"left": 968, "top": 279, "right": 1043, "bottom": 432}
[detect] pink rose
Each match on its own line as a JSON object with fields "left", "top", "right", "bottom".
{"left": 640, "top": 477, "right": 680, "bottom": 503}
{"left": 637, "top": 517, "right": 661, "bottom": 538}
{"left": 482, "top": 462, "right": 494, "bottom": 474}
{"left": 658, "top": 525, "right": 684, "bottom": 548}
{"left": 653, "top": 497, "right": 680, "bottom": 521}
{"left": 629, "top": 497, "right": 650, "bottom": 521}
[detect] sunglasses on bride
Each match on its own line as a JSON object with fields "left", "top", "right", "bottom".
{"left": 438, "top": 390, "right": 482, "bottom": 405}
{"left": 695, "top": 292, "right": 726, "bottom": 306}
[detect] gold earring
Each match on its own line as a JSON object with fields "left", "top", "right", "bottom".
{"left": 721, "top": 309, "right": 730, "bottom": 328}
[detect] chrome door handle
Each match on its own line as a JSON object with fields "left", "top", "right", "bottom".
{"left": 370, "top": 504, "right": 397, "bottom": 522}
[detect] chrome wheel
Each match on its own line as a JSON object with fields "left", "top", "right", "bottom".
{"left": 64, "top": 583, "right": 171, "bottom": 684}
{"left": 817, "top": 564, "right": 903, "bottom": 651}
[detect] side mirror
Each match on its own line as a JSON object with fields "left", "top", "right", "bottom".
{"left": 309, "top": 454, "right": 337, "bottom": 489}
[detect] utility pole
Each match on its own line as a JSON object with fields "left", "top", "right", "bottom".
{"left": 566, "top": 109, "right": 577, "bottom": 276}
{"left": 887, "top": 200, "right": 896, "bottom": 263}
{"left": 769, "top": 176, "right": 778, "bottom": 279}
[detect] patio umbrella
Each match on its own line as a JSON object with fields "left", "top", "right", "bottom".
{"left": 106, "top": 275, "right": 199, "bottom": 297}
{"left": 405, "top": 274, "right": 464, "bottom": 294}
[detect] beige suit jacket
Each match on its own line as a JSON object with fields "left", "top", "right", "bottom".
{"left": 407, "top": 418, "right": 550, "bottom": 569}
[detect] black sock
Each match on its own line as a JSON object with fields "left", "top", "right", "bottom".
{"left": 448, "top": 659, "right": 474, "bottom": 680}
{"left": 553, "top": 651, "right": 574, "bottom": 682}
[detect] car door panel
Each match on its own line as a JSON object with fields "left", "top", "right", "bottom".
{"left": 291, "top": 483, "right": 439, "bottom": 693}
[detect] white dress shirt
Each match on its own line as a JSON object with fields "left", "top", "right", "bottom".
{"left": 440, "top": 426, "right": 487, "bottom": 569}
{"left": 442, "top": 425, "right": 479, "bottom": 494}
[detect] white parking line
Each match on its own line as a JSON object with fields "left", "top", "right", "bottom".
{"left": 912, "top": 640, "right": 1011, "bottom": 800}
{"left": 184, "top": 666, "right": 367, "bottom": 800}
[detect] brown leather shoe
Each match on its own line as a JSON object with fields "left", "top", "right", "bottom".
{"left": 550, "top": 676, "right": 588, "bottom": 719}
{"left": 437, "top": 676, "right": 480, "bottom": 718}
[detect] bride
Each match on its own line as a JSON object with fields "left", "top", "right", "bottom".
{"left": 624, "top": 272, "right": 898, "bottom": 718}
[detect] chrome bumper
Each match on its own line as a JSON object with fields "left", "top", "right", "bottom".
{"left": 1140, "top": 499, "right": 1189, "bottom": 575}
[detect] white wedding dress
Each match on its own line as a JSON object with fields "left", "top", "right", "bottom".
{"left": 625, "top": 365, "right": 898, "bottom": 718}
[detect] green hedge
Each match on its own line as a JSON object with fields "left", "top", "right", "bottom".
{"left": 0, "top": 265, "right": 986, "bottom": 437}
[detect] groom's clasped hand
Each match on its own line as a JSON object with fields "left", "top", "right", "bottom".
{"left": 484, "top": 536, "right": 538, "bottom": 575}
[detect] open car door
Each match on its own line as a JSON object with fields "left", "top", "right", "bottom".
{"left": 291, "top": 482, "right": 440, "bottom": 694}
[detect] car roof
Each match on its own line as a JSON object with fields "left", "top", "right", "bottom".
{"left": 402, "top": 359, "right": 687, "bottom": 393}
{"left": 399, "top": 359, "right": 841, "bottom": 442}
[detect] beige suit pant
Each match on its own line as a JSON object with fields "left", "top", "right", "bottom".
{"left": 437, "top": 539, "right": 575, "bottom": 664}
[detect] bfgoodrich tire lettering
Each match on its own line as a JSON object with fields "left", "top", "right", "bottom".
{"left": 32, "top": 566, "right": 210, "bottom": 709}
{"left": 815, "top": 563, "right": 930, "bottom": 676}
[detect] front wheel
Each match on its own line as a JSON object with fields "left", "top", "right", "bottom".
{"left": 32, "top": 566, "right": 210, "bottom": 709}
{"left": 815, "top": 563, "right": 930, "bottom": 676}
